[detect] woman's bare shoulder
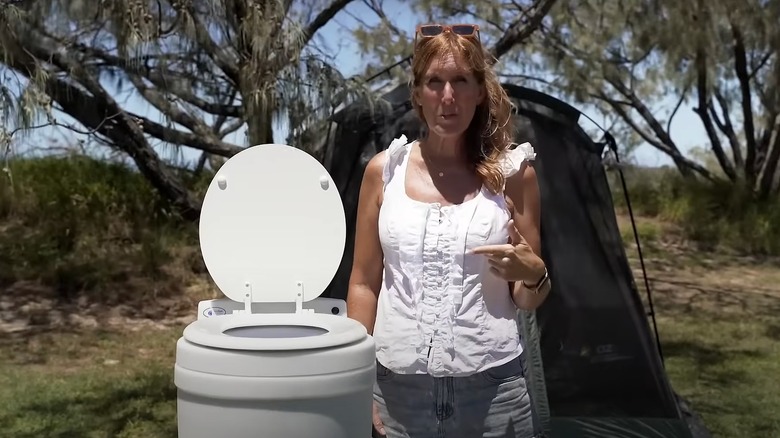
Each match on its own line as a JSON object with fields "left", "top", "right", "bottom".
{"left": 362, "top": 150, "right": 388, "bottom": 191}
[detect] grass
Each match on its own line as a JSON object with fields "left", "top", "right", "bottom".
{"left": 1, "top": 156, "right": 779, "bottom": 437}
{"left": 659, "top": 314, "right": 780, "bottom": 436}
{"left": 616, "top": 211, "right": 780, "bottom": 437}
{"left": 2, "top": 252, "right": 779, "bottom": 438}
{"left": 0, "top": 326, "right": 183, "bottom": 438}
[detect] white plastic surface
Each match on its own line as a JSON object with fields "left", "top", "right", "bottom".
{"left": 196, "top": 297, "right": 348, "bottom": 320}
{"left": 176, "top": 144, "right": 376, "bottom": 438}
{"left": 182, "top": 312, "right": 367, "bottom": 351}
{"left": 175, "top": 334, "right": 376, "bottom": 438}
{"left": 198, "top": 144, "right": 346, "bottom": 304}
{"left": 176, "top": 331, "right": 375, "bottom": 377}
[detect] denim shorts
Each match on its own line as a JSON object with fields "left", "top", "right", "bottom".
{"left": 373, "top": 356, "right": 541, "bottom": 438}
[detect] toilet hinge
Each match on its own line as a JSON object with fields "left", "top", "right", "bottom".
{"left": 236, "top": 281, "right": 254, "bottom": 315}
{"left": 295, "top": 281, "right": 313, "bottom": 314}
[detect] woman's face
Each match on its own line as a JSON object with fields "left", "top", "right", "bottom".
{"left": 415, "top": 52, "right": 485, "bottom": 140}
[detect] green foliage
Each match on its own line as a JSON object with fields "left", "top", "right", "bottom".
{"left": 611, "top": 165, "right": 780, "bottom": 255}
{"left": 1, "top": 0, "right": 376, "bottom": 146}
{"left": 0, "top": 156, "right": 206, "bottom": 301}
{"left": 537, "top": 0, "right": 779, "bottom": 186}
{"left": 359, "top": 0, "right": 779, "bottom": 188}
{"left": 620, "top": 218, "right": 661, "bottom": 253}
{"left": 4, "top": 153, "right": 779, "bottom": 307}
{"left": 1, "top": 155, "right": 779, "bottom": 437}
{"left": 0, "top": 0, "right": 388, "bottom": 221}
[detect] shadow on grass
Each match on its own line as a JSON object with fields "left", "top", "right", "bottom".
{"left": 2, "top": 367, "right": 178, "bottom": 438}
{"left": 660, "top": 321, "right": 780, "bottom": 437}
{"left": 662, "top": 340, "right": 767, "bottom": 372}
{"left": 649, "top": 279, "right": 780, "bottom": 319}
{"left": 765, "top": 324, "right": 780, "bottom": 342}
{"left": 663, "top": 340, "right": 759, "bottom": 416}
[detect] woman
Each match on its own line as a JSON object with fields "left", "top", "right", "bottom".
{"left": 347, "top": 23, "right": 551, "bottom": 438}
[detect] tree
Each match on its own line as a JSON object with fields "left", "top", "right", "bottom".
{"left": 354, "top": 0, "right": 779, "bottom": 196}
{"left": 0, "top": 0, "right": 373, "bottom": 219}
{"left": 533, "top": 0, "right": 779, "bottom": 197}
{"left": 350, "top": 0, "right": 559, "bottom": 80}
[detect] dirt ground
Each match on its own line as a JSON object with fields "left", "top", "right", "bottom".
{"left": 618, "top": 215, "right": 780, "bottom": 319}
{"left": 0, "top": 276, "right": 215, "bottom": 335}
{"left": 2, "top": 215, "right": 780, "bottom": 335}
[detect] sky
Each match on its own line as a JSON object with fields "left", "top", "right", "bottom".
{"left": 7, "top": 0, "right": 709, "bottom": 169}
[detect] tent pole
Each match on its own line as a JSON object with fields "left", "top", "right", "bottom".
{"left": 603, "top": 132, "right": 666, "bottom": 366}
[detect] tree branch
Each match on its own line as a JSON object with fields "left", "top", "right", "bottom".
{"left": 730, "top": 23, "right": 758, "bottom": 182}
{"left": 449, "top": 6, "right": 505, "bottom": 32}
{"left": 489, "top": 0, "right": 558, "bottom": 60}
{"left": 121, "top": 74, "right": 242, "bottom": 156}
{"left": 749, "top": 51, "right": 772, "bottom": 80}
{"left": 711, "top": 89, "right": 744, "bottom": 169}
{"left": 302, "top": 0, "right": 356, "bottom": 46}
{"left": 211, "top": 89, "right": 238, "bottom": 133}
{"left": 757, "top": 113, "right": 780, "bottom": 198}
{"left": 666, "top": 90, "right": 687, "bottom": 136}
{"left": 1, "top": 33, "right": 202, "bottom": 220}
{"left": 126, "top": 73, "right": 216, "bottom": 139}
{"left": 692, "top": 48, "right": 736, "bottom": 181}
{"left": 131, "top": 113, "right": 242, "bottom": 156}
{"left": 599, "top": 93, "right": 714, "bottom": 181}
{"left": 361, "top": 0, "right": 407, "bottom": 39}
{"left": 181, "top": 6, "right": 240, "bottom": 86}
{"left": 602, "top": 70, "right": 698, "bottom": 176}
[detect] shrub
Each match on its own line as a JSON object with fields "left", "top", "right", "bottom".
{"left": 0, "top": 155, "right": 206, "bottom": 302}
{"left": 610, "top": 166, "right": 780, "bottom": 255}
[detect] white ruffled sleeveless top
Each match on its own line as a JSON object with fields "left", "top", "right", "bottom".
{"left": 373, "top": 135, "right": 537, "bottom": 377}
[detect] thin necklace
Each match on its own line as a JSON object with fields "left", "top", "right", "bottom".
{"left": 419, "top": 141, "right": 451, "bottom": 177}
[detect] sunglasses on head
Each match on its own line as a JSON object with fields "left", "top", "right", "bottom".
{"left": 414, "top": 23, "right": 481, "bottom": 46}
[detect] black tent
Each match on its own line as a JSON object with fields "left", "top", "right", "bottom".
{"left": 318, "top": 79, "right": 711, "bottom": 438}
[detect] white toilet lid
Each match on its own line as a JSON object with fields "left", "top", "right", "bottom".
{"left": 198, "top": 144, "right": 346, "bottom": 304}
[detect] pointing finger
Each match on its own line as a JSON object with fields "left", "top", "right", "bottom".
{"left": 469, "top": 244, "right": 514, "bottom": 255}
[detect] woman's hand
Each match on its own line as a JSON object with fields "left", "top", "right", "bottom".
{"left": 471, "top": 219, "right": 545, "bottom": 284}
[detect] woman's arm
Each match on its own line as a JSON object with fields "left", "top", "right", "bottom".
{"left": 504, "top": 163, "right": 550, "bottom": 311}
{"left": 346, "top": 152, "right": 387, "bottom": 335}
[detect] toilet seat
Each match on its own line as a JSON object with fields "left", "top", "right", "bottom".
{"left": 183, "top": 143, "right": 364, "bottom": 350}
{"left": 183, "top": 313, "right": 366, "bottom": 350}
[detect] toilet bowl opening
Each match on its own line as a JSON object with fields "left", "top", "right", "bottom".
{"left": 223, "top": 324, "right": 329, "bottom": 339}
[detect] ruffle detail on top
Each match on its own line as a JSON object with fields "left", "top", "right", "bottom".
{"left": 499, "top": 142, "right": 536, "bottom": 178}
{"left": 382, "top": 135, "right": 410, "bottom": 186}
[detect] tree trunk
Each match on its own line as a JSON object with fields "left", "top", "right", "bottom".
{"left": 241, "top": 74, "right": 274, "bottom": 146}
{"left": 757, "top": 113, "right": 780, "bottom": 199}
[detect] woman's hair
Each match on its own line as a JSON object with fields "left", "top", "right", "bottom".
{"left": 410, "top": 30, "right": 514, "bottom": 194}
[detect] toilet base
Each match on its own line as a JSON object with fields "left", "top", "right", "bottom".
{"left": 177, "top": 390, "right": 373, "bottom": 438}
{"left": 174, "top": 360, "right": 375, "bottom": 438}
